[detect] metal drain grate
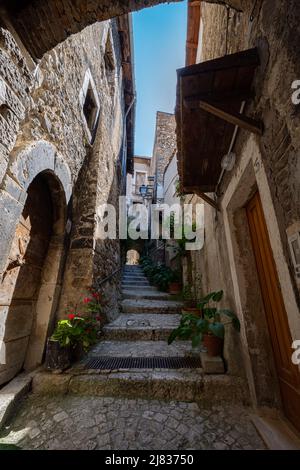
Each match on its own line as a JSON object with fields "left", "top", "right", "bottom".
{"left": 85, "top": 356, "right": 202, "bottom": 370}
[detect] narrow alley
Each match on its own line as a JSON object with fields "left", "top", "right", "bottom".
{"left": 0, "top": 266, "right": 265, "bottom": 450}
{"left": 0, "top": 0, "right": 300, "bottom": 456}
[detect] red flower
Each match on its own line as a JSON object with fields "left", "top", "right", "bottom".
{"left": 83, "top": 297, "right": 92, "bottom": 304}
{"left": 92, "top": 292, "right": 101, "bottom": 299}
{"left": 96, "top": 316, "right": 102, "bottom": 322}
{"left": 68, "top": 314, "right": 75, "bottom": 320}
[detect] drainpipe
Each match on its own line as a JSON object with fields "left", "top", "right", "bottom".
{"left": 121, "top": 94, "right": 136, "bottom": 195}
{"left": 215, "top": 101, "right": 246, "bottom": 197}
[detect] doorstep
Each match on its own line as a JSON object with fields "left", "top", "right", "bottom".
{"left": 251, "top": 413, "right": 300, "bottom": 450}
{"left": 200, "top": 352, "right": 225, "bottom": 374}
{"left": 0, "top": 370, "right": 39, "bottom": 430}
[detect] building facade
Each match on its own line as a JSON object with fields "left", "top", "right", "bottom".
{"left": 126, "top": 155, "right": 151, "bottom": 205}
{"left": 0, "top": 14, "right": 135, "bottom": 385}
{"left": 176, "top": 0, "right": 300, "bottom": 431}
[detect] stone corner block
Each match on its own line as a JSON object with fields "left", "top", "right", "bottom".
{"left": 200, "top": 351, "right": 225, "bottom": 374}
{"left": 0, "top": 373, "right": 32, "bottom": 430}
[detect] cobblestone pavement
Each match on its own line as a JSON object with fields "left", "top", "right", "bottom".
{"left": 0, "top": 394, "right": 266, "bottom": 450}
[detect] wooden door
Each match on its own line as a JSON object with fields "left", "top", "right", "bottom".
{"left": 247, "top": 192, "right": 300, "bottom": 431}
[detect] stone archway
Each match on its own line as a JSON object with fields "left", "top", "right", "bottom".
{"left": 0, "top": 141, "right": 71, "bottom": 384}
{"left": 1, "top": 0, "right": 242, "bottom": 59}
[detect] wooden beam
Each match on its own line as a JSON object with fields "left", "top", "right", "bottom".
{"left": 183, "top": 187, "right": 219, "bottom": 210}
{"left": 184, "top": 88, "right": 255, "bottom": 106}
{"left": 198, "top": 100, "right": 263, "bottom": 135}
{"left": 186, "top": 41, "right": 198, "bottom": 49}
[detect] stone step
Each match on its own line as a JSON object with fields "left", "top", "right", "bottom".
{"left": 103, "top": 314, "right": 181, "bottom": 341}
{"left": 122, "top": 289, "right": 172, "bottom": 300}
{"left": 68, "top": 369, "right": 203, "bottom": 401}
{"left": 121, "top": 286, "right": 151, "bottom": 292}
{"left": 32, "top": 369, "right": 203, "bottom": 402}
{"left": 122, "top": 275, "right": 148, "bottom": 282}
{"left": 123, "top": 264, "right": 143, "bottom": 271}
{"left": 122, "top": 285, "right": 158, "bottom": 292}
{"left": 89, "top": 340, "right": 192, "bottom": 357}
{"left": 121, "top": 299, "right": 183, "bottom": 314}
{"left": 121, "top": 280, "right": 150, "bottom": 286}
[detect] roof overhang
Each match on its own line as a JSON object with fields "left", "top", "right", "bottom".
{"left": 176, "top": 48, "right": 262, "bottom": 199}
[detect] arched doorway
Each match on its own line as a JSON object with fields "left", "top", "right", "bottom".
{"left": 126, "top": 249, "right": 140, "bottom": 265}
{"left": 0, "top": 171, "right": 67, "bottom": 384}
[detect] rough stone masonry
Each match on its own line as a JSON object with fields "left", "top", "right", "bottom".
{"left": 0, "top": 15, "right": 133, "bottom": 384}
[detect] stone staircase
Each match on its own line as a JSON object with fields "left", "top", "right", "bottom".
{"left": 76, "top": 264, "right": 203, "bottom": 401}
{"left": 32, "top": 265, "right": 248, "bottom": 405}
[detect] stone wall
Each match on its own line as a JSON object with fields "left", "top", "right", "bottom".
{"left": 0, "top": 18, "right": 128, "bottom": 383}
{"left": 188, "top": 0, "right": 300, "bottom": 409}
{"left": 200, "top": 0, "right": 300, "bottom": 300}
{"left": 151, "top": 111, "right": 177, "bottom": 201}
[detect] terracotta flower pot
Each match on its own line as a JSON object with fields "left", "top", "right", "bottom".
{"left": 181, "top": 307, "right": 202, "bottom": 317}
{"left": 169, "top": 282, "right": 182, "bottom": 294}
{"left": 203, "top": 333, "right": 223, "bottom": 357}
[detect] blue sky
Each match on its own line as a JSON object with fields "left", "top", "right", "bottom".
{"left": 132, "top": 1, "right": 187, "bottom": 157}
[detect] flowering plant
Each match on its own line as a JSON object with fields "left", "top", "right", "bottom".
{"left": 51, "top": 289, "right": 103, "bottom": 352}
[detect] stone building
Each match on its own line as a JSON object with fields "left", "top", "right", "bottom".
{"left": 176, "top": 0, "right": 300, "bottom": 432}
{"left": 126, "top": 155, "right": 151, "bottom": 205}
{"left": 0, "top": 12, "right": 135, "bottom": 385}
{"left": 150, "top": 111, "right": 177, "bottom": 203}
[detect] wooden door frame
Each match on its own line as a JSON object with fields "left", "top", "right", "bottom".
{"left": 220, "top": 139, "right": 300, "bottom": 412}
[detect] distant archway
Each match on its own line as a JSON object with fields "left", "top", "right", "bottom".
{"left": 126, "top": 249, "right": 140, "bottom": 265}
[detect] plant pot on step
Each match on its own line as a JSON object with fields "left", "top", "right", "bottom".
{"left": 70, "top": 343, "right": 85, "bottom": 362}
{"left": 203, "top": 333, "right": 223, "bottom": 357}
{"left": 169, "top": 282, "right": 182, "bottom": 295}
{"left": 45, "top": 338, "right": 71, "bottom": 370}
{"left": 182, "top": 300, "right": 202, "bottom": 317}
{"left": 181, "top": 307, "right": 202, "bottom": 317}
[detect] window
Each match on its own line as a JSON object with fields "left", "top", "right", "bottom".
{"left": 104, "top": 36, "right": 115, "bottom": 73}
{"left": 135, "top": 171, "right": 147, "bottom": 194}
{"left": 104, "top": 32, "right": 116, "bottom": 96}
{"left": 79, "top": 69, "right": 100, "bottom": 143}
{"left": 83, "top": 85, "right": 98, "bottom": 135}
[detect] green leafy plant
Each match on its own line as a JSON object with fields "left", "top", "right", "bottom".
{"left": 51, "top": 315, "right": 98, "bottom": 351}
{"left": 168, "top": 290, "right": 240, "bottom": 347}
{"left": 51, "top": 290, "right": 103, "bottom": 352}
{"left": 140, "top": 256, "right": 179, "bottom": 291}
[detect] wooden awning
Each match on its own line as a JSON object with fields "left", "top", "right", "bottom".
{"left": 176, "top": 48, "right": 262, "bottom": 197}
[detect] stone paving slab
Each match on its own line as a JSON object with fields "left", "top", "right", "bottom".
{"left": 0, "top": 394, "right": 266, "bottom": 450}
{"left": 89, "top": 340, "right": 192, "bottom": 357}
{"left": 122, "top": 289, "right": 172, "bottom": 300}
{"left": 103, "top": 314, "right": 181, "bottom": 340}
{"left": 121, "top": 298, "right": 183, "bottom": 314}
{"left": 123, "top": 285, "right": 158, "bottom": 292}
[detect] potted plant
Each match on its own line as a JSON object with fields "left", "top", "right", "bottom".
{"left": 45, "top": 290, "right": 103, "bottom": 369}
{"left": 181, "top": 284, "right": 202, "bottom": 316}
{"left": 168, "top": 290, "right": 240, "bottom": 356}
{"left": 45, "top": 335, "right": 71, "bottom": 371}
